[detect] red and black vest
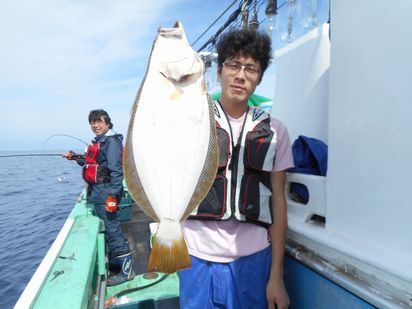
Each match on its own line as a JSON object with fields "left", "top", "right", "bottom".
{"left": 82, "top": 142, "right": 110, "bottom": 184}
{"left": 189, "top": 101, "right": 277, "bottom": 227}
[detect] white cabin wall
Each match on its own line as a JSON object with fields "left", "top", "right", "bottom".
{"left": 328, "top": 0, "right": 412, "bottom": 257}
{"left": 271, "top": 25, "right": 330, "bottom": 143}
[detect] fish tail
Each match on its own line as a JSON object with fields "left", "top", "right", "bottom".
{"left": 148, "top": 221, "right": 191, "bottom": 274}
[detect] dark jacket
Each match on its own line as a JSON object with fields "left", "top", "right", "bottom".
{"left": 80, "top": 129, "right": 124, "bottom": 205}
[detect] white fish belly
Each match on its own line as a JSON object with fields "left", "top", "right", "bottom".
{"left": 132, "top": 75, "right": 210, "bottom": 223}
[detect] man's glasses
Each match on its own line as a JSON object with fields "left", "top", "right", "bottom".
{"left": 90, "top": 119, "right": 104, "bottom": 126}
{"left": 223, "top": 61, "right": 261, "bottom": 77}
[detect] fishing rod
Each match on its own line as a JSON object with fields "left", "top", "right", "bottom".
{"left": 1, "top": 134, "right": 89, "bottom": 158}
{"left": 0, "top": 133, "right": 89, "bottom": 158}
{"left": 42, "top": 133, "right": 89, "bottom": 151}
{"left": 0, "top": 153, "right": 65, "bottom": 158}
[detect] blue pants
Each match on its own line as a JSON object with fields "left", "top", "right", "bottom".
{"left": 179, "top": 247, "right": 271, "bottom": 309}
{"left": 93, "top": 203, "right": 129, "bottom": 256}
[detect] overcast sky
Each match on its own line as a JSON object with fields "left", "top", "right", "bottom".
{"left": 0, "top": 0, "right": 329, "bottom": 152}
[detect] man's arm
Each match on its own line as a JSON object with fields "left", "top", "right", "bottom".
{"left": 266, "top": 170, "right": 290, "bottom": 309}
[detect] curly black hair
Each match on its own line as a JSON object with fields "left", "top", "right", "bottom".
{"left": 216, "top": 29, "right": 272, "bottom": 77}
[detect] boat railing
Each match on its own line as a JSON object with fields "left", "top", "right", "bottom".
{"left": 14, "top": 190, "right": 106, "bottom": 309}
{"left": 285, "top": 172, "right": 326, "bottom": 224}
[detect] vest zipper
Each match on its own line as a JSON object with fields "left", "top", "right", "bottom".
{"left": 218, "top": 100, "right": 248, "bottom": 218}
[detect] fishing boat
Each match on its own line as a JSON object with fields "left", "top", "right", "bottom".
{"left": 15, "top": 0, "right": 412, "bottom": 308}
{"left": 14, "top": 185, "right": 180, "bottom": 308}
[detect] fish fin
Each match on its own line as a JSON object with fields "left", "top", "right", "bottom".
{"left": 124, "top": 119, "right": 159, "bottom": 221}
{"left": 182, "top": 93, "right": 219, "bottom": 219}
{"left": 147, "top": 221, "right": 191, "bottom": 274}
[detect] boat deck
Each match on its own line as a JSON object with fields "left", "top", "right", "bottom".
{"left": 120, "top": 203, "right": 153, "bottom": 275}
{"left": 106, "top": 203, "right": 180, "bottom": 308}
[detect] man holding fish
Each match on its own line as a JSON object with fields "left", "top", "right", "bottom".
{"left": 123, "top": 21, "right": 291, "bottom": 308}
{"left": 180, "top": 29, "right": 293, "bottom": 309}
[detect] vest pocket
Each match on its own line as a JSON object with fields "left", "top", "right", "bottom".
{"left": 82, "top": 164, "right": 110, "bottom": 184}
{"left": 191, "top": 175, "right": 227, "bottom": 218}
{"left": 244, "top": 128, "right": 275, "bottom": 171}
{"left": 239, "top": 174, "right": 273, "bottom": 225}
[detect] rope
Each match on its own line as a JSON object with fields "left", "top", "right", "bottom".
{"left": 191, "top": 0, "right": 238, "bottom": 47}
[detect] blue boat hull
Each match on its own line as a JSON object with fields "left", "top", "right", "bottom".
{"left": 284, "top": 255, "right": 377, "bottom": 309}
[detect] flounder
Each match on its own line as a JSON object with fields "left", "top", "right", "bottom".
{"left": 124, "top": 21, "right": 218, "bottom": 273}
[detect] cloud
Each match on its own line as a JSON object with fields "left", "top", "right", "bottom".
{"left": 0, "top": 1, "right": 173, "bottom": 91}
{"left": 0, "top": 0, "right": 193, "bottom": 150}
{"left": 0, "top": 0, "right": 245, "bottom": 151}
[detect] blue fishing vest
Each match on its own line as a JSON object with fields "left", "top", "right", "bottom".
{"left": 189, "top": 101, "right": 277, "bottom": 227}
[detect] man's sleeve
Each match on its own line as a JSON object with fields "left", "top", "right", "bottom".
{"left": 271, "top": 117, "right": 294, "bottom": 172}
{"left": 105, "top": 137, "right": 124, "bottom": 197}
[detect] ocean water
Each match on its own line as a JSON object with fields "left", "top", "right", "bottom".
{"left": 0, "top": 151, "right": 84, "bottom": 309}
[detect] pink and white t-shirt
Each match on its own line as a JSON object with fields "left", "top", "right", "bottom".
{"left": 182, "top": 113, "right": 294, "bottom": 263}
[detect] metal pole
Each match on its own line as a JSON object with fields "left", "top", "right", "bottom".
{"left": 241, "top": 0, "right": 249, "bottom": 30}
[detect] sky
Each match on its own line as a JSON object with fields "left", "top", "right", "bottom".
{"left": 0, "top": 0, "right": 328, "bottom": 152}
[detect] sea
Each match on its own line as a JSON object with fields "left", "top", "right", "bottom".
{"left": 0, "top": 151, "right": 84, "bottom": 309}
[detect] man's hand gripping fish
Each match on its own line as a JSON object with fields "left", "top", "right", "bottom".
{"left": 124, "top": 21, "right": 218, "bottom": 274}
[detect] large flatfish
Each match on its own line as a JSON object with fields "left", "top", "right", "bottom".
{"left": 124, "top": 21, "right": 218, "bottom": 274}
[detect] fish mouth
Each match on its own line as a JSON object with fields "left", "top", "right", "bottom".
{"left": 158, "top": 21, "right": 183, "bottom": 39}
{"left": 154, "top": 20, "right": 204, "bottom": 85}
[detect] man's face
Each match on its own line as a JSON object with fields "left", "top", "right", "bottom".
{"left": 90, "top": 116, "right": 110, "bottom": 136}
{"left": 218, "top": 55, "right": 261, "bottom": 105}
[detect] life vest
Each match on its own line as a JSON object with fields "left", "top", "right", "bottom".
{"left": 82, "top": 142, "right": 110, "bottom": 184}
{"left": 189, "top": 101, "right": 277, "bottom": 227}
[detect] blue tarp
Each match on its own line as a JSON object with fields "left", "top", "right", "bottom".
{"left": 288, "top": 135, "right": 328, "bottom": 203}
